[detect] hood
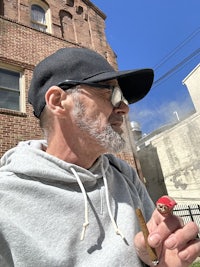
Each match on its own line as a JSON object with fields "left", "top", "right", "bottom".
{"left": 0, "top": 140, "right": 109, "bottom": 185}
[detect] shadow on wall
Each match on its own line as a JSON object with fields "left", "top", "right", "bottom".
{"left": 137, "top": 143, "right": 168, "bottom": 204}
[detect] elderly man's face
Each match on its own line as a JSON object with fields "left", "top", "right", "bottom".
{"left": 69, "top": 80, "right": 129, "bottom": 153}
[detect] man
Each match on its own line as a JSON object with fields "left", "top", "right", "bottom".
{"left": 0, "top": 47, "right": 199, "bottom": 267}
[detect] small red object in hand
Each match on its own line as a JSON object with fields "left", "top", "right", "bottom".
{"left": 156, "top": 195, "right": 177, "bottom": 216}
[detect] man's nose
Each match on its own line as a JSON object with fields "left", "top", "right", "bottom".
{"left": 113, "top": 101, "right": 129, "bottom": 115}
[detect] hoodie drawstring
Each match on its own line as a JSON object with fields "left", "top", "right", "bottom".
{"left": 70, "top": 163, "right": 125, "bottom": 242}
{"left": 70, "top": 167, "right": 89, "bottom": 241}
{"left": 101, "top": 163, "right": 126, "bottom": 241}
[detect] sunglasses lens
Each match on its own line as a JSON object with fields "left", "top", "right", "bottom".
{"left": 111, "top": 87, "right": 122, "bottom": 107}
{"left": 111, "top": 87, "right": 128, "bottom": 107}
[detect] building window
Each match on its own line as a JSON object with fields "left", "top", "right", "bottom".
{"left": 31, "top": 4, "right": 47, "bottom": 32}
{"left": 76, "top": 6, "right": 83, "bottom": 15}
{"left": 0, "top": 67, "right": 24, "bottom": 112}
{"left": 66, "top": 0, "right": 74, "bottom": 7}
{"left": 0, "top": 0, "right": 4, "bottom": 16}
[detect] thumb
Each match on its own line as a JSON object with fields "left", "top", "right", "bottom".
{"left": 134, "top": 209, "right": 160, "bottom": 265}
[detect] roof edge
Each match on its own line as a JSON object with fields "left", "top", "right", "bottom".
{"left": 81, "top": 0, "right": 106, "bottom": 19}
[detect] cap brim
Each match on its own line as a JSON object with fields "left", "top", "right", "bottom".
{"left": 84, "top": 69, "right": 154, "bottom": 104}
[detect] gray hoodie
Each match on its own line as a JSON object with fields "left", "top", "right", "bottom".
{"left": 0, "top": 140, "right": 154, "bottom": 267}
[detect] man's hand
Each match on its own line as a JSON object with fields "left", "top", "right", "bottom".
{"left": 134, "top": 209, "right": 200, "bottom": 267}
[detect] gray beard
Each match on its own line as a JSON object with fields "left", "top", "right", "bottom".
{"left": 72, "top": 96, "right": 125, "bottom": 153}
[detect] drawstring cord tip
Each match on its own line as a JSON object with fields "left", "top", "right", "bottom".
{"left": 116, "top": 228, "right": 125, "bottom": 240}
{"left": 116, "top": 228, "right": 129, "bottom": 245}
{"left": 80, "top": 222, "right": 89, "bottom": 241}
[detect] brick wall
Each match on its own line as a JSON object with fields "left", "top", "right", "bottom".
{"left": 0, "top": 0, "right": 140, "bottom": 173}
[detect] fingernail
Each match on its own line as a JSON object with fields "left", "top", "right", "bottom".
{"left": 179, "top": 250, "right": 189, "bottom": 260}
{"left": 149, "top": 234, "right": 161, "bottom": 247}
{"left": 165, "top": 236, "right": 177, "bottom": 249}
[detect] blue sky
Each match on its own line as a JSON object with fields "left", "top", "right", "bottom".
{"left": 91, "top": 0, "right": 200, "bottom": 134}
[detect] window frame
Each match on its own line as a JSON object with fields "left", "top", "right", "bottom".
{"left": 30, "top": 0, "right": 52, "bottom": 33}
{"left": 31, "top": 4, "right": 47, "bottom": 32}
{"left": 0, "top": 63, "right": 25, "bottom": 114}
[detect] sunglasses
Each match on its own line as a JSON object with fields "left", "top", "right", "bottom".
{"left": 57, "top": 80, "right": 129, "bottom": 108}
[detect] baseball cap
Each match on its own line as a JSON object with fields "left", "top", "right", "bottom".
{"left": 28, "top": 47, "right": 154, "bottom": 118}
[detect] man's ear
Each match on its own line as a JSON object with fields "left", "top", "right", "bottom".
{"left": 45, "top": 86, "right": 67, "bottom": 116}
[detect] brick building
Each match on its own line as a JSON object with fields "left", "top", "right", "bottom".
{"left": 0, "top": 0, "right": 141, "bottom": 174}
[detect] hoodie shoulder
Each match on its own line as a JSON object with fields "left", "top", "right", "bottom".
{"left": 105, "top": 154, "right": 154, "bottom": 220}
{"left": 105, "top": 153, "right": 138, "bottom": 181}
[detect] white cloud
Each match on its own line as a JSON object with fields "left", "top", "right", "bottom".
{"left": 129, "top": 97, "right": 195, "bottom": 134}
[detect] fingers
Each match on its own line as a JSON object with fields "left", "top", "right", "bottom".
{"left": 178, "top": 238, "right": 200, "bottom": 263}
{"left": 147, "top": 211, "right": 200, "bottom": 264}
{"left": 148, "top": 215, "right": 199, "bottom": 249}
{"left": 134, "top": 231, "right": 160, "bottom": 266}
{"left": 164, "top": 221, "right": 200, "bottom": 263}
{"left": 147, "top": 211, "right": 183, "bottom": 248}
{"left": 135, "top": 209, "right": 200, "bottom": 267}
{"left": 164, "top": 221, "right": 199, "bottom": 250}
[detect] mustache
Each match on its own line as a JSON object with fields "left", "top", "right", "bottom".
{"left": 109, "top": 115, "right": 124, "bottom": 124}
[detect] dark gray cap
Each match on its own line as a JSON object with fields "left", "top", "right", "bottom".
{"left": 28, "top": 47, "right": 154, "bottom": 118}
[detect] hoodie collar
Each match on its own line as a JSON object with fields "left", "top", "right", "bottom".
{"left": 0, "top": 140, "right": 110, "bottom": 184}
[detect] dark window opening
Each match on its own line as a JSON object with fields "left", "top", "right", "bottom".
{"left": 0, "top": 68, "right": 20, "bottom": 111}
